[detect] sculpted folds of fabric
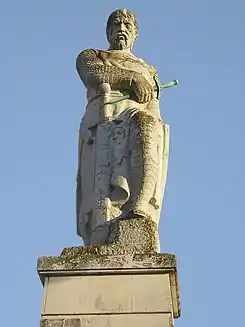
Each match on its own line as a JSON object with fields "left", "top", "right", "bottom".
{"left": 75, "top": 9, "right": 170, "bottom": 247}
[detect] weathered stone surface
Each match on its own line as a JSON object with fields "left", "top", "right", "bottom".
{"left": 76, "top": 8, "right": 170, "bottom": 249}
{"left": 37, "top": 218, "right": 177, "bottom": 274}
{"left": 42, "top": 274, "right": 172, "bottom": 315}
{"left": 50, "top": 217, "right": 159, "bottom": 264}
{"left": 38, "top": 241, "right": 180, "bottom": 320}
{"left": 79, "top": 314, "right": 173, "bottom": 327}
{"left": 83, "top": 216, "right": 160, "bottom": 253}
{"left": 40, "top": 319, "right": 80, "bottom": 327}
{"left": 41, "top": 315, "right": 173, "bottom": 327}
{"left": 38, "top": 251, "right": 176, "bottom": 273}
{"left": 38, "top": 252, "right": 180, "bottom": 318}
{"left": 37, "top": 242, "right": 180, "bottom": 320}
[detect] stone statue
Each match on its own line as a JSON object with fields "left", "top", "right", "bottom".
{"left": 76, "top": 9, "right": 170, "bottom": 248}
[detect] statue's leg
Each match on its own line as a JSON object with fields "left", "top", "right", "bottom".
{"left": 127, "top": 111, "right": 164, "bottom": 222}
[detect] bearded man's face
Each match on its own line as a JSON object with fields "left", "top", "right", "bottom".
{"left": 108, "top": 14, "right": 137, "bottom": 50}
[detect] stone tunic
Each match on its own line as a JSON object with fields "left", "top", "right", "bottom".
{"left": 76, "top": 50, "right": 169, "bottom": 245}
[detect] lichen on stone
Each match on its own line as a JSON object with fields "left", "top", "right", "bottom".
{"left": 37, "top": 217, "right": 177, "bottom": 283}
{"left": 40, "top": 319, "right": 81, "bottom": 327}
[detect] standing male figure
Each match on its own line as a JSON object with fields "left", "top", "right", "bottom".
{"left": 76, "top": 9, "right": 169, "bottom": 246}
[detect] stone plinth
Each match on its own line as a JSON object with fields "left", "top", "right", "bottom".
{"left": 80, "top": 216, "right": 160, "bottom": 252}
{"left": 38, "top": 248, "right": 180, "bottom": 327}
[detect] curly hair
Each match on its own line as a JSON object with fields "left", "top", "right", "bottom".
{"left": 106, "top": 8, "right": 139, "bottom": 42}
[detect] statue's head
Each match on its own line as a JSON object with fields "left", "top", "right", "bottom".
{"left": 106, "top": 8, "right": 138, "bottom": 51}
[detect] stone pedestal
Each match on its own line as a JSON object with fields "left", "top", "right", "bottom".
{"left": 38, "top": 254, "right": 180, "bottom": 326}
{"left": 38, "top": 219, "right": 181, "bottom": 326}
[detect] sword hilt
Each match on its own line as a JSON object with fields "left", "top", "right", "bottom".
{"left": 104, "top": 79, "right": 179, "bottom": 105}
{"left": 159, "top": 79, "right": 179, "bottom": 90}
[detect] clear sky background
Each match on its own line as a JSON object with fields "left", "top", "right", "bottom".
{"left": 1, "top": 1, "right": 245, "bottom": 326}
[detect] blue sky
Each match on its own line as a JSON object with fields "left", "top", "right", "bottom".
{"left": 1, "top": 1, "right": 245, "bottom": 326}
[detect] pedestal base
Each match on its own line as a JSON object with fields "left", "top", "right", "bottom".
{"left": 41, "top": 315, "right": 173, "bottom": 327}
{"left": 38, "top": 250, "right": 180, "bottom": 327}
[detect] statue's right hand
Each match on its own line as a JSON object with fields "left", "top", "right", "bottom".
{"left": 131, "top": 75, "right": 154, "bottom": 103}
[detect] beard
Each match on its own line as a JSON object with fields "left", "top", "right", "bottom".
{"left": 116, "top": 38, "right": 127, "bottom": 50}
{"left": 111, "top": 34, "right": 129, "bottom": 50}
